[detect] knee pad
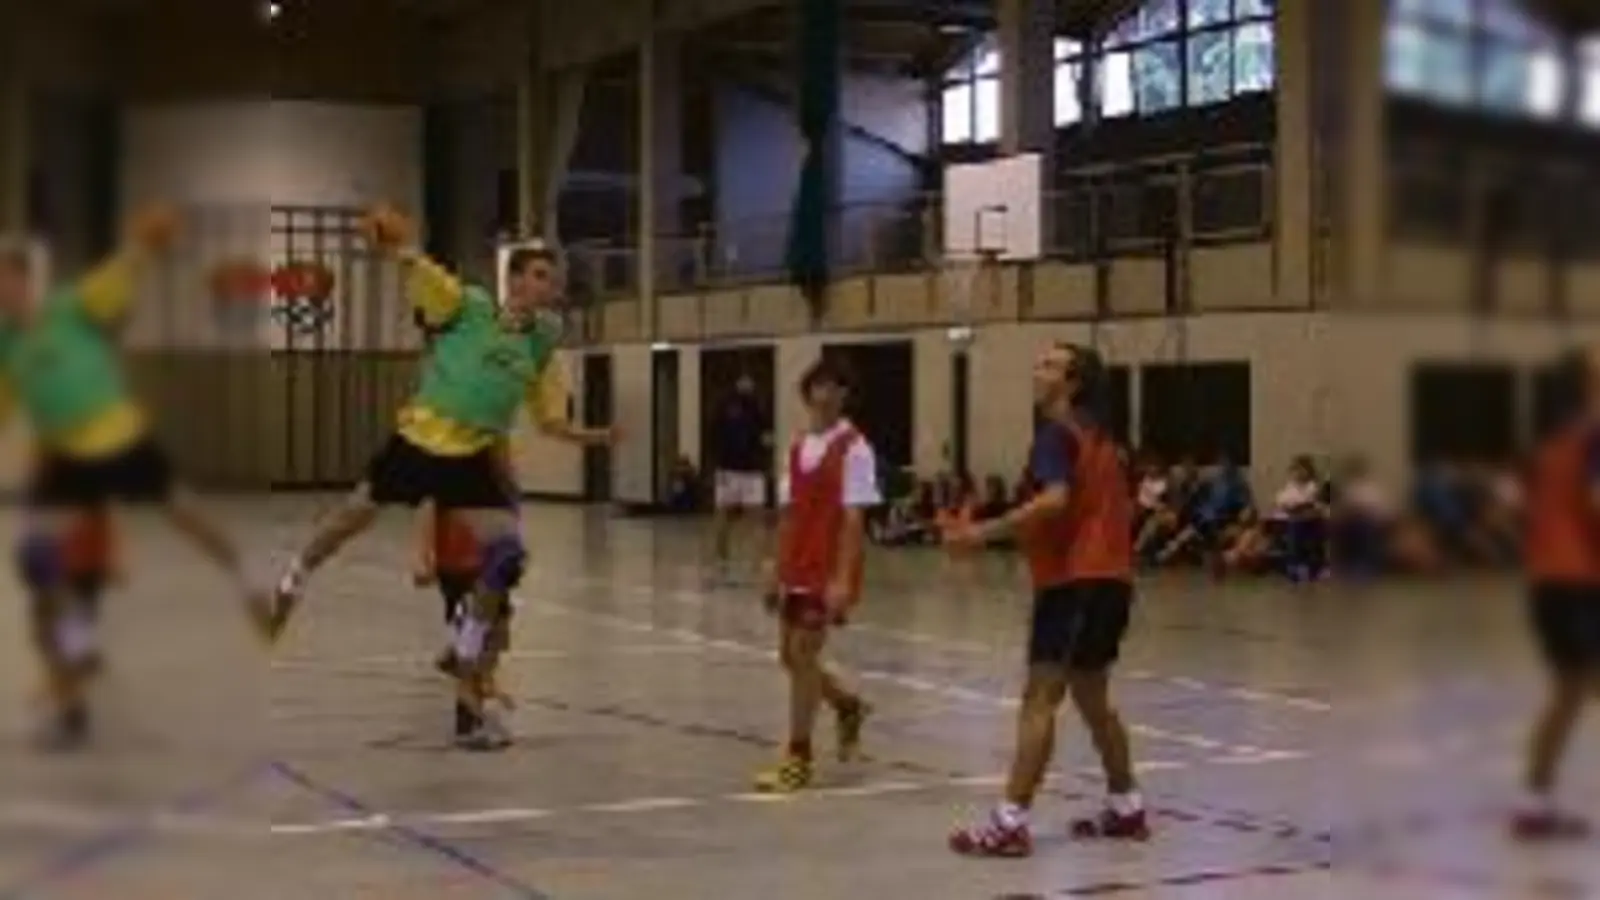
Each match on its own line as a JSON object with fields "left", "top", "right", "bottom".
{"left": 16, "top": 533, "right": 63, "bottom": 592}
{"left": 479, "top": 534, "right": 526, "bottom": 594}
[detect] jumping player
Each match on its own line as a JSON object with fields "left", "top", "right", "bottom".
{"left": 270, "top": 207, "right": 617, "bottom": 750}
{"left": 755, "top": 357, "right": 874, "bottom": 794}
{"left": 1515, "top": 346, "right": 1600, "bottom": 839}
{"left": 0, "top": 211, "right": 274, "bottom": 748}
{"left": 946, "top": 342, "right": 1146, "bottom": 857}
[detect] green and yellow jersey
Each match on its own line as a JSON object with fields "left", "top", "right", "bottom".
{"left": 398, "top": 254, "right": 568, "bottom": 457}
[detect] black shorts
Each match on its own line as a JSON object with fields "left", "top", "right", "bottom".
{"left": 1530, "top": 582, "right": 1600, "bottom": 673}
{"left": 1028, "top": 579, "right": 1134, "bottom": 671}
{"left": 364, "top": 433, "right": 512, "bottom": 509}
{"left": 28, "top": 438, "right": 175, "bottom": 508}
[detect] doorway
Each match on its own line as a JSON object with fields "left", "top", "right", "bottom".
{"left": 582, "top": 352, "right": 613, "bottom": 501}
{"left": 652, "top": 348, "right": 680, "bottom": 503}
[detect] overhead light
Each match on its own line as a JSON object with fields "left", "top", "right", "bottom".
{"left": 938, "top": 23, "right": 968, "bottom": 34}
{"left": 263, "top": 1, "right": 283, "bottom": 22}
{"left": 650, "top": 341, "right": 674, "bottom": 352}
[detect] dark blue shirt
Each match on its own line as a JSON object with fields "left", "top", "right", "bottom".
{"left": 1028, "top": 421, "right": 1078, "bottom": 490}
{"left": 713, "top": 394, "right": 768, "bottom": 472}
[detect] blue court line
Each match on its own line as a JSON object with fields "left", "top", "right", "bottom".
{"left": 0, "top": 762, "right": 265, "bottom": 900}
{"left": 266, "top": 760, "right": 554, "bottom": 900}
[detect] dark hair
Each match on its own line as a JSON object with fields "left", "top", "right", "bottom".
{"left": 799, "top": 355, "right": 853, "bottom": 397}
{"left": 1545, "top": 347, "right": 1593, "bottom": 428}
{"left": 1057, "top": 342, "right": 1111, "bottom": 424}
{"left": 505, "top": 242, "right": 559, "bottom": 280}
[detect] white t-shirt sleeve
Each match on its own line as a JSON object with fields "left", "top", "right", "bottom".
{"left": 777, "top": 454, "right": 792, "bottom": 507}
{"left": 842, "top": 438, "right": 881, "bottom": 508}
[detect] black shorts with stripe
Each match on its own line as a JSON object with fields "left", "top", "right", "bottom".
{"left": 1028, "top": 579, "right": 1134, "bottom": 671}
{"left": 363, "top": 433, "right": 513, "bottom": 510}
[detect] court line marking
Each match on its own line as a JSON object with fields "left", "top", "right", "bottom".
{"left": 270, "top": 642, "right": 703, "bottom": 671}
{"left": 0, "top": 764, "right": 1289, "bottom": 841}
{"left": 604, "top": 580, "right": 1334, "bottom": 714}
{"left": 520, "top": 597, "right": 1295, "bottom": 762}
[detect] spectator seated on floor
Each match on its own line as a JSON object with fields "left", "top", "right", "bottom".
{"left": 1470, "top": 460, "right": 1523, "bottom": 566}
{"left": 1132, "top": 456, "right": 1171, "bottom": 550}
{"left": 1155, "top": 456, "right": 1253, "bottom": 567}
{"left": 871, "top": 479, "right": 939, "bottom": 546}
{"left": 665, "top": 455, "right": 701, "bottom": 514}
{"left": 1221, "top": 456, "right": 1327, "bottom": 582}
{"left": 977, "top": 475, "right": 1011, "bottom": 520}
{"left": 1329, "top": 456, "right": 1405, "bottom": 577}
{"left": 1411, "top": 461, "right": 1501, "bottom": 567}
{"left": 1136, "top": 457, "right": 1197, "bottom": 564}
{"left": 934, "top": 473, "right": 979, "bottom": 540}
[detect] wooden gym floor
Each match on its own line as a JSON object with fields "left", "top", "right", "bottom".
{"left": 0, "top": 497, "right": 1595, "bottom": 898}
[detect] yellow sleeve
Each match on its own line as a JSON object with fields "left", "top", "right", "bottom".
{"left": 76, "top": 254, "right": 137, "bottom": 323}
{"left": 404, "top": 252, "right": 465, "bottom": 328}
{"left": 524, "top": 359, "right": 570, "bottom": 430}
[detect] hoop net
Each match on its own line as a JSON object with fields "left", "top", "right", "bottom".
{"left": 939, "top": 249, "right": 1001, "bottom": 329}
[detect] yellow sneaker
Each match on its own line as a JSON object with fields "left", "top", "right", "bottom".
{"left": 753, "top": 755, "right": 813, "bottom": 794}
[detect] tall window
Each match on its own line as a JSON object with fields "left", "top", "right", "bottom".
{"left": 1055, "top": 38, "right": 1085, "bottom": 125}
{"left": 1582, "top": 38, "right": 1600, "bottom": 126}
{"left": 941, "top": 41, "right": 1002, "bottom": 145}
{"left": 1099, "top": 0, "right": 1275, "bottom": 119}
{"left": 939, "top": 0, "right": 1276, "bottom": 146}
{"left": 1386, "top": 0, "right": 1566, "bottom": 120}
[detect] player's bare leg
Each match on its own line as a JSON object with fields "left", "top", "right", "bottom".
{"left": 161, "top": 487, "right": 275, "bottom": 640}
{"left": 1515, "top": 671, "right": 1593, "bottom": 839}
{"left": 272, "top": 484, "right": 381, "bottom": 637}
{"left": 17, "top": 511, "right": 94, "bottom": 749}
{"left": 1066, "top": 670, "right": 1148, "bottom": 839}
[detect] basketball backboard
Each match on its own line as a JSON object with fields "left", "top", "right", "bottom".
{"left": 941, "top": 153, "right": 1042, "bottom": 262}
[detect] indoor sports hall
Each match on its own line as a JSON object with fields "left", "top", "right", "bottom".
{"left": 3, "top": 0, "right": 1600, "bottom": 896}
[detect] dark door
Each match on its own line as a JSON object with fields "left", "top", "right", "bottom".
{"left": 652, "top": 348, "right": 680, "bottom": 503}
{"left": 582, "top": 352, "right": 613, "bottom": 501}
{"left": 951, "top": 349, "right": 970, "bottom": 476}
{"left": 822, "top": 340, "right": 913, "bottom": 468}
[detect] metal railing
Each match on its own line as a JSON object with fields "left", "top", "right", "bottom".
{"left": 565, "top": 142, "right": 1274, "bottom": 303}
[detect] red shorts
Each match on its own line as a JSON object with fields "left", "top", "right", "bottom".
{"left": 782, "top": 589, "right": 849, "bottom": 631}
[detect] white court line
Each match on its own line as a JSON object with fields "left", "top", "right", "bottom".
{"left": 522, "top": 598, "right": 1297, "bottom": 762}
{"left": 0, "top": 755, "right": 1311, "bottom": 841}
{"left": 271, "top": 643, "right": 701, "bottom": 672}
{"left": 607, "top": 581, "right": 1334, "bottom": 714}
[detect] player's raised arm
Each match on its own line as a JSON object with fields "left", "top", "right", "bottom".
{"left": 358, "top": 205, "right": 465, "bottom": 329}
{"left": 77, "top": 204, "right": 180, "bottom": 324}
{"left": 525, "top": 357, "right": 617, "bottom": 446}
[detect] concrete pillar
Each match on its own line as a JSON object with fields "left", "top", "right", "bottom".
{"left": 1340, "top": 0, "right": 1387, "bottom": 310}
{"left": 1273, "top": 0, "right": 1314, "bottom": 310}
{"left": 515, "top": 7, "right": 550, "bottom": 238}
{"left": 638, "top": 20, "right": 683, "bottom": 335}
{"left": 996, "top": 0, "right": 1054, "bottom": 158}
{"left": 0, "top": 4, "right": 27, "bottom": 233}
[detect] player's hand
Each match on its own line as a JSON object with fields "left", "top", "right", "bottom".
{"left": 823, "top": 579, "right": 850, "bottom": 614}
{"left": 942, "top": 522, "right": 986, "bottom": 552}
{"left": 412, "top": 556, "right": 437, "bottom": 587}
{"left": 359, "top": 205, "right": 412, "bottom": 251}
{"left": 600, "top": 424, "right": 624, "bottom": 445}
{"left": 128, "top": 203, "right": 181, "bottom": 252}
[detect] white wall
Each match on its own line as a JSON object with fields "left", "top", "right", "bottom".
{"left": 120, "top": 102, "right": 423, "bottom": 211}
{"left": 611, "top": 343, "right": 655, "bottom": 503}
{"left": 117, "top": 102, "right": 426, "bottom": 352}
{"left": 510, "top": 349, "right": 586, "bottom": 498}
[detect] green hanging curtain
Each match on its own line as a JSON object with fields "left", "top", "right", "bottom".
{"left": 785, "top": 0, "right": 840, "bottom": 321}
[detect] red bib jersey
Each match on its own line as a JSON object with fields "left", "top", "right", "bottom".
{"left": 434, "top": 510, "right": 481, "bottom": 575}
{"left": 1526, "top": 423, "right": 1600, "bottom": 584}
{"left": 1018, "top": 418, "right": 1133, "bottom": 589}
{"left": 64, "top": 509, "right": 114, "bottom": 577}
{"left": 776, "top": 422, "right": 880, "bottom": 625}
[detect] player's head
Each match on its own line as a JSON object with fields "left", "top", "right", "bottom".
{"left": 503, "top": 242, "right": 562, "bottom": 317}
{"left": 735, "top": 373, "right": 754, "bottom": 395}
{"left": 1035, "top": 342, "right": 1109, "bottom": 424}
{"left": 799, "top": 356, "right": 852, "bottom": 424}
{"left": 0, "top": 237, "right": 34, "bottom": 318}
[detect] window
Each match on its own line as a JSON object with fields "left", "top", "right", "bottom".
{"left": 1055, "top": 37, "right": 1084, "bottom": 125}
{"left": 1583, "top": 39, "right": 1600, "bottom": 126}
{"left": 939, "top": 38, "right": 1002, "bottom": 145}
{"left": 1188, "top": 28, "right": 1233, "bottom": 105}
{"left": 1134, "top": 41, "right": 1183, "bottom": 113}
{"left": 1386, "top": 0, "right": 1576, "bottom": 122}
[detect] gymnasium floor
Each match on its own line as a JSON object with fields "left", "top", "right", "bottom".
{"left": 0, "top": 498, "right": 1595, "bottom": 899}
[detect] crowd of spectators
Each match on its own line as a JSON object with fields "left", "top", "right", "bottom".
{"left": 664, "top": 446, "right": 1527, "bottom": 582}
